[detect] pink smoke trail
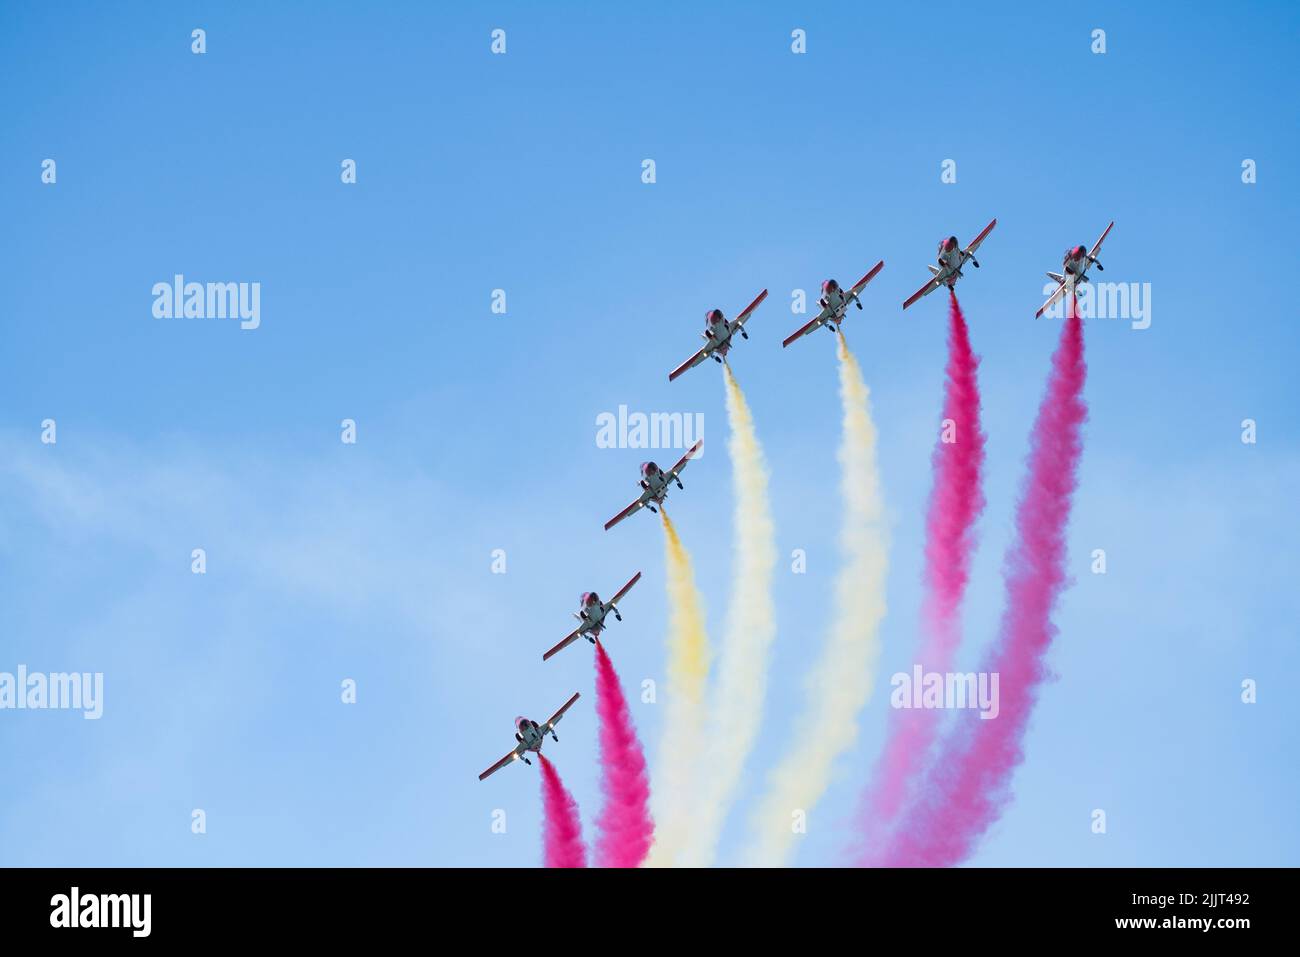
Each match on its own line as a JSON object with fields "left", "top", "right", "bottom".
{"left": 538, "top": 754, "right": 587, "bottom": 868}
{"left": 593, "top": 641, "right": 654, "bottom": 867}
{"left": 883, "top": 299, "right": 1087, "bottom": 867}
{"left": 919, "top": 294, "right": 988, "bottom": 650}
{"left": 857, "top": 291, "right": 986, "bottom": 862}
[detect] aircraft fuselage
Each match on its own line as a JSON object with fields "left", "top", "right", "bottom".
{"left": 515, "top": 717, "right": 544, "bottom": 752}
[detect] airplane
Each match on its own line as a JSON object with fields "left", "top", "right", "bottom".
{"left": 603, "top": 439, "right": 703, "bottom": 531}
{"left": 1035, "top": 221, "right": 1114, "bottom": 318}
{"left": 902, "top": 219, "right": 998, "bottom": 309}
{"left": 782, "top": 261, "right": 884, "bottom": 347}
{"left": 477, "top": 692, "right": 581, "bottom": 780}
{"left": 542, "top": 571, "right": 642, "bottom": 661}
{"left": 668, "top": 289, "right": 768, "bottom": 381}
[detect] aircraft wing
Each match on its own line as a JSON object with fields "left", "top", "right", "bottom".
{"left": 729, "top": 288, "right": 769, "bottom": 333}
{"left": 540, "top": 692, "right": 581, "bottom": 735}
{"left": 478, "top": 742, "right": 526, "bottom": 781}
{"left": 668, "top": 346, "right": 709, "bottom": 382}
{"left": 604, "top": 491, "right": 650, "bottom": 531}
{"left": 902, "top": 276, "right": 941, "bottom": 310}
{"left": 964, "top": 218, "right": 997, "bottom": 255}
{"left": 1035, "top": 281, "right": 1068, "bottom": 319}
{"left": 848, "top": 260, "right": 885, "bottom": 299}
{"left": 609, "top": 570, "right": 642, "bottom": 605}
{"left": 781, "top": 305, "right": 832, "bottom": 347}
{"left": 542, "top": 627, "right": 584, "bottom": 662}
{"left": 665, "top": 439, "right": 703, "bottom": 482}
{"left": 1088, "top": 220, "right": 1114, "bottom": 261}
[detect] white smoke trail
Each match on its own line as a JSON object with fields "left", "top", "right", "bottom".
{"left": 744, "top": 333, "right": 888, "bottom": 866}
{"left": 678, "top": 366, "right": 778, "bottom": 866}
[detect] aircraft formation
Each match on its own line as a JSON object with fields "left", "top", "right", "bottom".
{"left": 477, "top": 218, "right": 1114, "bottom": 784}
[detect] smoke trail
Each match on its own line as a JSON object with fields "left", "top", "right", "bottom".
{"left": 744, "top": 332, "right": 888, "bottom": 866}
{"left": 856, "top": 292, "right": 986, "bottom": 862}
{"left": 644, "top": 510, "right": 711, "bottom": 866}
{"left": 593, "top": 640, "right": 654, "bottom": 867}
{"left": 884, "top": 302, "right": 1087, "bottom": 867}
{"left": 538, "top": 754, "right": 587, "bottom": 868}
{"left": 680, "top": 365, "right": 778, "bottom": 867}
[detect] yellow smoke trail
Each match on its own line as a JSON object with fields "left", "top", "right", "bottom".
{"left": 678, "top": 366, "right": 778, "bottom": 867}
{"left": 744, "top": 332, "right": 889, "bottom": 866}
{"left": 644, "top": 509, "right": 711, "bottom": 866}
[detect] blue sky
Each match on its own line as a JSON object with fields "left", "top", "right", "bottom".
{"left": 0, "top": 1, "right": 1296, "bottom": 866}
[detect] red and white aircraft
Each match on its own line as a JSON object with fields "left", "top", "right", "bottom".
{"left": 668, "top": 290, "right": 768, "bottom": 381}
{"left": 902, "top": 219, "right": 997, "bottom": 309}
{"left": 542, "top": 572, "right": 642, "bottom": 661}
{"left": 782, "top": 261, "right": 884, "bottom": 347}
{"left": 603, "top": 439, "right": 703, "bottom": 531}
{"left": 477, "top": 692, "right": 580, "bottom": 780}
{"left": 1035, "top": 221, "right": 1114, "bottom": 318}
